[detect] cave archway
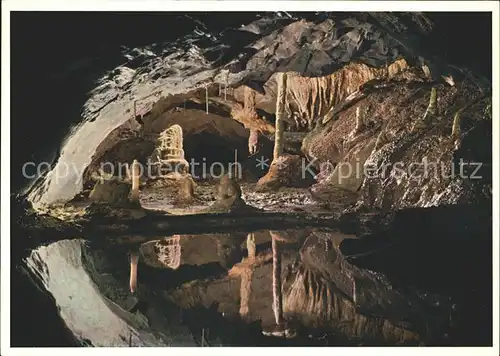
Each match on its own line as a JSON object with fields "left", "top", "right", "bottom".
{"left": 82, "top": 103, "right": 276, "bottom": 191}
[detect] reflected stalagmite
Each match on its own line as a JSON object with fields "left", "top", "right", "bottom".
{"left": 270, "top": 231, "right": 284, "bottom": 327}
{"left": 239, "top": 233, "right": 256, "bottom": 318}
{"left": 156, "top": 235, "right": 182, "bottom": 270}
{"left": 129, "top": 251, "right": 139, "bottom": 294}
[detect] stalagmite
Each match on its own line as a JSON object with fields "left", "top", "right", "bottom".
{"left": 270, "top": 231, "right": 284, "bottom": 327}
{"left": 451, "top": 109, "right": 462, "bottom": 150}
{"left": 273, "top": 72, "right": 287, "bottom": 161}
{"left": 426, "top": 87, "right": 438, "bottom": 117}
{"left": 451, "top": 110, "right": 461, "bottom": 139}
{"left": 355, "top": 107, "right": 363, "bottom": 131}
{"left": 421, "top": 64, "right": 432, "bottom": 79}
{"left": 224, "top": 70, "right": 229, "bottom": 101}
{"left": 442, "top": 74, "right": 455, "bottom": 87}
{"left": 129, "top": 251, "right": 139, "bottom": 294}
{"left": 205, "top": 84, "right": 209, "bottom": 114}
{"left": 154, "top": 124, "right": 189, "bottom": 175}
{"left": 129, "top": 159, "right": 141, "bottom": 202}
{"left": 373, "top": 129, "right": 389, "bottom": 151}
{"left": 411, "top": 87, "right": 438, "bottom": 132}
{"left": 351, "top": 106, "right": 364, "bottom": 137}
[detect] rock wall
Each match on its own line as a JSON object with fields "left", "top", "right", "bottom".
{"left": 305, "top": 75, "right": 491, "bottom": 210}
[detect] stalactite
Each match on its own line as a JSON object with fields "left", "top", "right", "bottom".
{"left": 273, "top": 72, "right": 287, "bottom": 161}
{"left": 248, "top": 129, "right": 259, "bottom": 155}
{"left": 244, "top": 86, "right": 259, "bottom": 154}
{"left": 285, "top": 58, "right": 410, "bottom": 128}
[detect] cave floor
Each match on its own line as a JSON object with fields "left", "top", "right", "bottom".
{"left": 40, "top": 181, "right": 337, "bottom": 226}
{"left": 140, "top": 181, "right": 335, "bottom": 215}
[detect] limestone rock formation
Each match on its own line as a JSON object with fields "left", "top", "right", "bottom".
{"left": 304, "top": 76, "right": 491, "bottom": 210}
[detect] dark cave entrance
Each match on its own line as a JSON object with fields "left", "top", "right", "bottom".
{"left": 183, "top": 130, "right": 247, "bottom": 180}
{"left": 148, "top": 107, "right": 274, "bottom": 182}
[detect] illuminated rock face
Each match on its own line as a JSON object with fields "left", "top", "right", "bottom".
{"left": 20, "top": 13, "right": 491, "bottom": 211}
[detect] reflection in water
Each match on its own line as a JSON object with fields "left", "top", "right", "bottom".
{"left": 129, "top": 251, "right": 139, "bottom": 294}
{"left": 271, "top": 232, "right": 284, "bottom": 329}
{"left": 134, "top": 229, "right": 439, "bottom": 344}
{"left": 238, "top": 234, "right": 255, "bottom": 319}
{"left": 24, "top": 228, "right": 480, "bottom": 346}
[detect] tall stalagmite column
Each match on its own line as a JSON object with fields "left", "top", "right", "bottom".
{"left": 129, "top": 159, "right": 141, "bottom": 202}
{"left": 273, "top": 72, "right": 287, "bottom": 161}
